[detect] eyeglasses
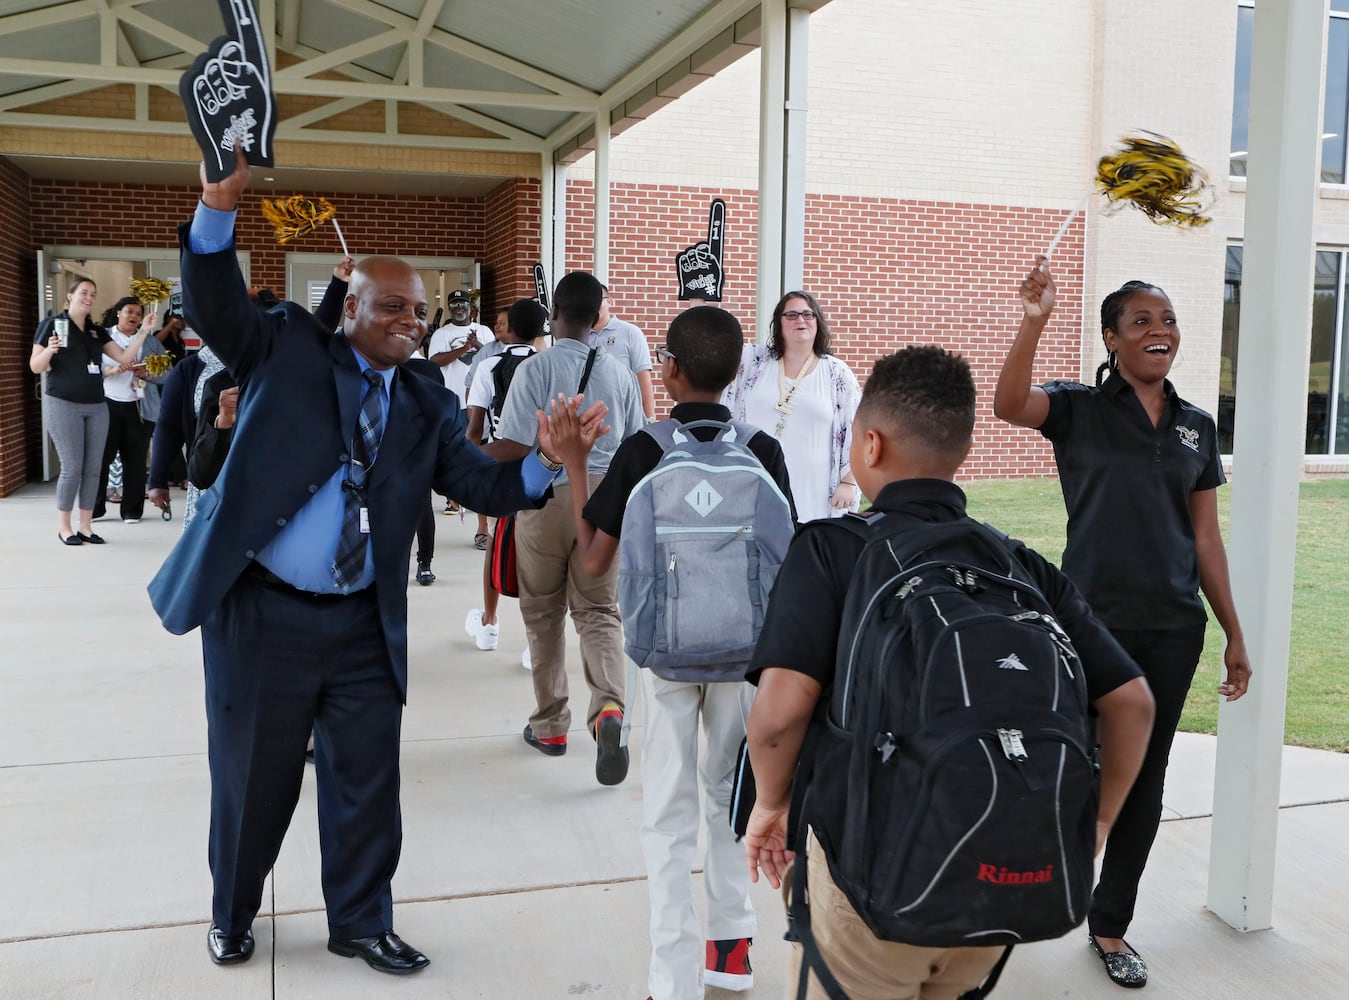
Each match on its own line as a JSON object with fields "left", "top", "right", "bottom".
{"left": 781, "top": 309, "right": 817, "bottom": 322}
{"left": 654, "top": 345, "right": 677, "bottom": 363}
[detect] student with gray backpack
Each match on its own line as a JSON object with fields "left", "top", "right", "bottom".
{"left": 743, "top": 347, "right": 1156, "bottom": 1000}
{"left": 543, "top": 306, "right": 796, "bottom": 1000}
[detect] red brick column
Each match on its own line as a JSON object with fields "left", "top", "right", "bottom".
{"left": 0, "top": 157, "right": 36, "bottom": 497}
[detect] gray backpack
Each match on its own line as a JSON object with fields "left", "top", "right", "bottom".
{"left": 618, "top": 419, "right": 795, "bottom": 682}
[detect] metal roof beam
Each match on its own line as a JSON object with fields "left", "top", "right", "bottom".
{"left": 0, "top": 110, "right": 541, "bottom": 151}
{"left": 115, "top": 8, "right": 209, "bottom": 57}
{"left": 0, "top": 1, "right": 96, "bottom": 38}
{"left": 0, "top": 58, "right": 596, "bottom": 109}
{"left": 274, "top": 28, "right": 408, "bottom": 79}
{"left": 277, "top": 41, "right": 545, "bottom": 144}
{"left": 545, "top": 0, "right": 758, "bottom": 153}
{"left": 321, "top": 0, "right": 595, "bottom": 99}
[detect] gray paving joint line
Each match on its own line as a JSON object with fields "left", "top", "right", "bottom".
{"left": 0, "top": 872, "right": 666, "bottom": 947}
{"left": 1159, "top": 795, "right": 1349, "bottom": 824}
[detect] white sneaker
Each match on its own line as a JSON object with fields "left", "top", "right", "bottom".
{"left": 463, "top": 608, "right": 499, "bottom": 651}
{"left": 521, "top": 648, "right": 533, "bottom": 671}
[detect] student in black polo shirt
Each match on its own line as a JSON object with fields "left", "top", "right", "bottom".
{"left": 994, "top": 260, "right": 1252, "bottom": 990}
{"left": 742, "top": 346, "right": 1155, "bottom": 999}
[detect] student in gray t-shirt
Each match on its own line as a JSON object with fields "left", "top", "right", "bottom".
{"left": 486, "top": 272, "right": 645, "bottom": 787}
{"left": 591, "top": 284, "right": 655, "bottom": 419}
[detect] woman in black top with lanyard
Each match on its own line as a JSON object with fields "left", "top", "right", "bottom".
{"left": 29, "top": 277, "right": 152, "bottom": 545}
{"left": 994, "top": 259, "right": 1251, "bottom": 990}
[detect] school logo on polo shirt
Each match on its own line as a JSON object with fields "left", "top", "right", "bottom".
{"left": 1176, "top": 425, "right": 1200, "bottom": 452}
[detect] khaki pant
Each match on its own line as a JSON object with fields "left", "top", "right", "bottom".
{"left": 784, "top": 835, "right": 1003, "bottom": 1000}
{"left": 514, "top": 478, "right": 626, "bottom": 738}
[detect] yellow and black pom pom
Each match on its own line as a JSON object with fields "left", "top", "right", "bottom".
{"left": 261, "top": 195, "right": 338, "bottom": 244}
{"left": 142, "top": 353, "right": 173, "bottom": 378}
{"left": 130, "top": 276, "right": 173, "bottom": 307}
{"left": 1096, "top": 132, "right": 1212, "bottom": 228}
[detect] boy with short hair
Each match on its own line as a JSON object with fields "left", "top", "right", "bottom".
{"left": 545, "top": 306, "right": 796, "bottom": 1000}
{"left": 463, "top": 298, "right": 549, "bottom": 651}
{"left": 742, "top": 346, "right": 1156, "bottom": 1000}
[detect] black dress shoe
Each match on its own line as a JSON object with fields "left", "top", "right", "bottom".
{"left": 207, "top": 925, "right": 255, "bottom": 965}
{"left": 58, "top": 532, "right": 82, "bottom": 546}
{"left": 77, "top": 532, "right": 106, "bottom": 544}
{"left": 327, "top": 930, "right": 429, "bottom": 975}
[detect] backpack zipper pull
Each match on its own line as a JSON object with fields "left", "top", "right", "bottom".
{"left": 874, "top": 731, "right": 897, "bottom": 764}
{"left": 714, "top": 526, "right": 751, "bottom": 550}
{"left": 896, "top": 575, "right": 923, "bottom": 598}
{"left": 668, "top": 552, "right": 677, "bottom": 573}
{"left": 997, "top": 728, "right": 1028, "bottom": 762}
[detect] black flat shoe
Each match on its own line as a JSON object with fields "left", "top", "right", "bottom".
{"left": 77, "top": 532, "right": 105, "bottom": 544}
{"left": 207, "top": 926, "right": 255, "bottom": 965}
{"left": 1089, "top": 934, "right": 1147, "bottom": 988}
{"left": 327, "top": 930, "right": 429, "bottom": 975}
{"left": 58, "top": 532, "right": 82, "bottom": 546}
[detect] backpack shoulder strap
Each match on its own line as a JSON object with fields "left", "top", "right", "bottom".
{"left": 640, "top": 418, "right": 682, "bottom": 453}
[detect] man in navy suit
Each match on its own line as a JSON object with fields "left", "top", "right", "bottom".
{"left": 149, "top": 149, "right": 589, "bottom": 975}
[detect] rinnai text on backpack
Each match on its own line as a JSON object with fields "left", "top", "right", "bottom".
{"left": 792, "top": 515, "right": 1097, "bottom": 957}
{"left": 618, "top": 420, "right": 794, "bottom": 682}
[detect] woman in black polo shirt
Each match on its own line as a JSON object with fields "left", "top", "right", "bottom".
{"left": 29, "top": 277, "right": 152, "bottom": 545}
{"left": 994, "top": 260, "right": 1251, "bottom": 990}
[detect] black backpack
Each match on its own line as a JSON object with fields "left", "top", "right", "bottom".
{"left": 788, "top": 511, "right": 1097, "bottom": 999}
{"left": 488, "top": 344, "right": 537, "bottom": 437}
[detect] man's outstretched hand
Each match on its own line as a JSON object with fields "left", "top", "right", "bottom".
{"left": 536, "top": 393, "right": 609, "bottom": 471}
{"left": 200, "top": 146, "right": 250, "bottom": 211}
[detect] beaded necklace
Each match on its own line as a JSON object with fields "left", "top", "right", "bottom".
{"left": 773, "top": 353, "right": 817, "bottom": 438}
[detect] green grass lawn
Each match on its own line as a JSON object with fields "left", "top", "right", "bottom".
{"left": 959, "top": 477, "right": 1349, "bottom": 752}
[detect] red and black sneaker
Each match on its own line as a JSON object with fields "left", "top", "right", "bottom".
{"left": 706, "top": 937, "right": 753, "bottom": 991}
{"left": 522, "top": 724, "right": 566, "bottom": 756}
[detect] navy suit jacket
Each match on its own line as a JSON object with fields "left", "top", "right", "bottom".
{"left": 149, "top": 223, "right": 539, "bottom": 699}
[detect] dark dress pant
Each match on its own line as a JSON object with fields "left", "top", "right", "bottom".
{"left": 1089, "top": 624, "right": 1206, "bottom": 937}
{"left": 415, "top": 499, "right": 435, "bottom": 566}
{"left": 202, "top": 572, "right": 403, "bottom": 940}
{"left": 95, "top": 399, "right": 149, "bottom": 520}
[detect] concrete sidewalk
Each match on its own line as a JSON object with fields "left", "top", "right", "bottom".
{"left": 2, "top": 481, "right": 1347, "bottom": 999}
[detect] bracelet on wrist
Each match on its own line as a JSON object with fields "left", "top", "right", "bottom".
{"left": 536, "top": 448, "right": 564, "bottom": 474}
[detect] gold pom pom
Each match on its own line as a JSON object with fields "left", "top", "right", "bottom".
{"left": 261, "top": 195, "right": 338, "bottom": 245}
{"left": 142, "top": 353, "right": 173, "bottom": 378}
{"left": 1096, "top": 132, "right": 1212, "bottom": 229}
{"left": 130, "top": 276, "right": 173, "bottom": 307}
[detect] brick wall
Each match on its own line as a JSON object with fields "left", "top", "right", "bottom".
{"left": 482, "top": 177, "right": 542, "bottom": 315}
{"left": 0, "top": 157, "right": 35, "bottom": 496}
{"left": 28, "top": 181, "right": 488, "bottom": 295}
{"left": 564, "top": 179, "right": 1085, "bottom": 479}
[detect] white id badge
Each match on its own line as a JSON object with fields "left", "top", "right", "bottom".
{"left": 359, "top": 507, "right": 370, "bottom": 534}
{"left": 87, "top": 362, "right": 101, "bottom": 375}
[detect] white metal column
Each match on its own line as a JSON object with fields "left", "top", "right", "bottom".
{"left": 756, "top": 0, "right": 786, "bottom": 342}
{"left": 594, "top": 110, "right": 611, "bottom": 284}
{"left": 757, "top": 1, "right": 809, "bottom": 342}
{"left": 540, "top": 153, "right": 555, "bottom": 288}
{"left": 1207, "top": 0, "right": 1325, "bottom": 932}
{"left": 783, "top": 6, "right": 810, "bottom": 292}
{"left": 553, "top": 156, "right": 569, "bottom": 288}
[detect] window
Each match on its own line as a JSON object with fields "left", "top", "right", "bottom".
{"left": 1231, "top": 1, "right": 1349, "bottom": 181}
{"left": 1222, "top": 245, "right": 1349, "bottom": 455}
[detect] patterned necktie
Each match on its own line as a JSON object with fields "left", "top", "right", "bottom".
{"left": 332, "top": 368, "right": 386, "bottom": 591}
